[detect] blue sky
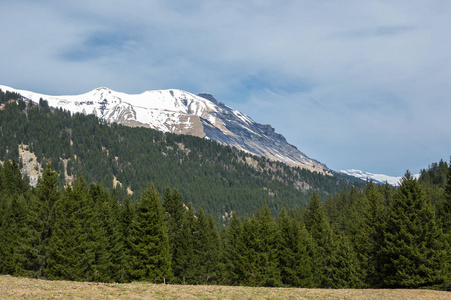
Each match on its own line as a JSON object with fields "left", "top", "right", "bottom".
{"left": 1, "top": 0, "right": 450, "bottom": 176}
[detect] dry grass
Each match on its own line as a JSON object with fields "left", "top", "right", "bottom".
{"left": 1, "top": 275, "right": 449, "bottom": 299}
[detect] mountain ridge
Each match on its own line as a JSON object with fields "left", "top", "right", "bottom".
{"left": 0, "top": 90, "right": 364, "bottom": 220}
{"left": 0, "top": 85, "right": 329, "bottom": 174}
{"left": 340, "top": 169, "right": 420, "bottom": 186}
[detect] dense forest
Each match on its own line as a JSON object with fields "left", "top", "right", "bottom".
{"left": 1, "top": 158, "right": 450, "bottom": 289}
{"left": 1, "top": 89, "right": 449, "bottom": 289}
{"left": 0, "top": 89, "right": 362, "bottom": 222}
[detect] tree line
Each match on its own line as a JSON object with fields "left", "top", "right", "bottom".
{"left": 1, "top": 159, "right": 450, "bottom": 289}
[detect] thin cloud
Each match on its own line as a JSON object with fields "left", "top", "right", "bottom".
{"left": 329, "top": 25, "right": 415, "bottom": 39}
{"left": 0, "top": 0, "right": 450, "bottom": 175}
{"left": 60, "top": 31, "right": 140, "bottom": 62}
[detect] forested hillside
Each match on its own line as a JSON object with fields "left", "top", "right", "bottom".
{"left": 2, "top": 88, "right": 448, "bottom": 289}
{"left": 0, "top": 158, "right": 449, "bottom": 289}
{"left": 0, "top": 89, "right": 361, "bottom": 220}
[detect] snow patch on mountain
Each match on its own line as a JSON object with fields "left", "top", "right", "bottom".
{"left": 340, "top": 169, "right": 420, "bottom": 186}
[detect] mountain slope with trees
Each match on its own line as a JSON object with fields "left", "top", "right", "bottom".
{"left": 0, "top": 88, "right": 362, "bottom": 220}
{"left": 2, "top": 88, "right": 448, "bottom": 289}
{"left": 0, "top": 158, "right": 449, "bottom": 289}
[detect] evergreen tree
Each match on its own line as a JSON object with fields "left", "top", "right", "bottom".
{"left": 252, "top": 204, "right": 281, "bottom": 287}
{"left": 442, "top": 160, "right": 451, "bottom": 284}
{"left": 277, "top": 207, "right": 313, "bottom": 287}
{"left": 223, "top": 211, "right": 246, "bottom": 285}
{"left": 0, "top": 195, "right": 29, "bottom": 275}
{"left": 191, "top": 209, "right": 221, "bottom": 284}
{"left": 116, "top": 196, "right": 134, "bottom": 282}
{"left": 328, "top": 233, "right": 362, "bottom": 288}
{"left": 343, "top": 186, "right": 366, "bottom": 243}
{"left": 0, "top": 164, "right": 3, "bottom": 195}
{"left": 299, "top": 223, "right": 317, "bottom": 288}
{"left": 129, "top": 184, "right": 172, "bottom": 282}
{"left": 358, "top": 181, "right": 385, "bottom": 287}
{"left": 206, "top": 214, "right": 223, "bottom": 282}
{"left": 0, "top": 160, "right": 28, "bottom": 196}
{"left": 25, "top": 164, "right": 61, "bottom": 277}
{"left": 163, "top": 187, "right": 185, "bottom": 270}
{"left": 379, "top": 171, "right": 444, "bottom": 287}
{"left": 304, "top": 192, "right": 334, "bottom": 287}
{"left": 172, "top": 202, "right": 196, "bottom": 283}
{"left": 47, "top": 178, "right": 85, "bottom": 280}
{"left": 65, "top": 178, "right": 102, "bottom": 282}
{"left": 241, "top": 216, "right": 260, "bottom": 286}
{"left": 443, "top": 160, "right": 451, "bottom": 233}
{"left": 85, "top": 183, "right": 112, "bottom": 282}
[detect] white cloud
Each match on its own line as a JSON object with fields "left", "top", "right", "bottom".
{"left": 1, "top": 0, "right": 450, "bottom": 175}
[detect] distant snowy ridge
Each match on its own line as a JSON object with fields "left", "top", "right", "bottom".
{"left": 0, "top": 85, "right": 329, "bottom": 174}
{"left": 340, "top": 169, "right": 420, "bottom": 186}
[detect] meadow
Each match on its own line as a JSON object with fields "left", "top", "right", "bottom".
{"left": 1, "top": 275, "right": 450, "bottom": 300}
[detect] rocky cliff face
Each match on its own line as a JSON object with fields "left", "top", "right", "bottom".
{"left": 0, "top": 85, "right": 329, "bottom": 174}
{"left": 196, "top": 94, "right": 328, "bottom": 173}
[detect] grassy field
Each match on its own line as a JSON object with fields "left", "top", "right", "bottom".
{"left": 1, "top": 275, "right": 450, "bottom": 299}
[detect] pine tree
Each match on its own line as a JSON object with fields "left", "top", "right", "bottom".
{"left": 223, "top": 211, "right": 246, "bottom": 285}
{"left": 304, "top": 192, "right": 334, "bottom": 287}
{"left": 172, "top": 202, "right": 196, "bottom": 284}
{"left": 379, "top": 171, "right": 444, "bottom": 287}
{"left": 85, "top": 183, "right": 112, "bottom": 282}
{"left": 442, "top": 160, "right": 451, "bottom": 284}
{"left": 241, "top": 216, "right": 259, "bottom": 286}
{"left": 0, "top": 160, "right": 28, "bottom": 196}
{"left": 253, "top": 204, "right": 281, "bottom": 287}
{"left": 358, "top": 181, "right": 385, "bottom": 287}
{"left": 47, "top": 178, "right": 85, "bottom": 280}
{"left": 129, "top": 184, "right": 172, "bottom": 282}
{"left": 328, "top": 232, "right": 362, "bottom": 288}
{"left": 25, "top": 164, "right": 61, "bottom": 277}
{"left": 117, "top": 196, "right": 134, "bottom": 282}
{"left": 163, "top": 187, "right": 185, "bottom": 272}
{"left": 299, "top": 223, "right": 316, "bottom": 287}
{"left": 206, "top": 214, "right": 223, "bottom": 283}
{"left": 0, "top": 195, "right": 29, "bottom": 275}
{"left": 0, "top": 164, "right": 3, "bottom": 195}
{"left": 277, "top": 207, "right": 313, "bottom": 287}
{"left": 443, "top": 160, "right": 451, "bottom": 233}
{"left": 191, "top": 209, "right": 221, "bottom": 284}
{"left": 65, "top": 178, "right": 101, "bottom": 282}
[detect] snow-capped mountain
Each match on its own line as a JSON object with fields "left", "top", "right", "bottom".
{"left": 0, "top": 85, "right": 329, "bottom": 174}
{"left": 340, "top": 169, "right": 420, "bottom": 186}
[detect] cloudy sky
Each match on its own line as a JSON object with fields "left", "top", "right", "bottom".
{"left": 1, "top": 0, "right": 450, "bottom": 176}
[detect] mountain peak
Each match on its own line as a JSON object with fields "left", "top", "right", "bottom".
{"left": 1, "top": 84, "right": 329, "bottom": 174}
{"left": 197, "top": 93, "right": 221, "bottom": 105}
{"left": 94, "top": 86, "right": 111, "bottom": 91}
